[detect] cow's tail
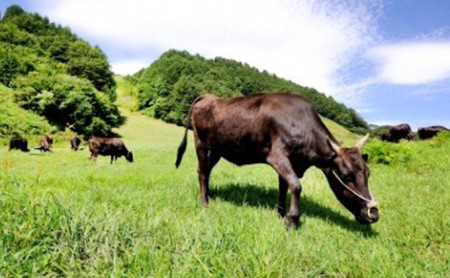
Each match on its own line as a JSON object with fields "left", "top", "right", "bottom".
{"left": 175, "top": 96, "right": 204, "bottom": 168}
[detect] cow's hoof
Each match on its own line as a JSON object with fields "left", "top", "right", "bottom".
{"left": 284, "top": 214, "right": 299, "bottom": 229}
{"left": 200, "top": 199, "right": 209, "bottom": 208}
{"left": 276, "top": 205, "right": 286, "bottom": 218}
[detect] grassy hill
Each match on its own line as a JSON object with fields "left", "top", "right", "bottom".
{"left": 2, "top": 77, "right": 448, "bottom": 276}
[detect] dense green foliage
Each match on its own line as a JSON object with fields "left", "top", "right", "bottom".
{"left": 366, "top": 131, "right": 450, "bottom": 165}
{"left": 131, "top": 50, "right": 369, "bottom": 133}
{"left": 0, "top": 5, "right": 123, "bottom": 136}
{"left": 0, "top": 105, "right": 448, "bottom": 276}
{"left": 0, "top": 84, "right": 51, "bottom": 137}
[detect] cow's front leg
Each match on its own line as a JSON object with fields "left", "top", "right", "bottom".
{"left": 277, "top": 176, "right": 288, "bottom": 217}
{"left": 267, "top": 151, "right": 302, "bottom": 228}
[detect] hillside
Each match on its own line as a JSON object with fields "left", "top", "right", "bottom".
{"left": 116, "top": 75, "right": 360, "bottom": 145}
{"left": 0, "top": 5, "right": 368, "bottom": 139}
{"left": 130, "top": 50, "right": 369, "bottom": 133}
{"left": 0, "top": 5, "right": 123, "bottom": 136}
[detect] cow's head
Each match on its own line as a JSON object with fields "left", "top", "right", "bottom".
{"left": 325, "top": 134, "right": 379, "bottom": 224}
{"left": 126, "top": 151, "right": 134, "bottom": 162}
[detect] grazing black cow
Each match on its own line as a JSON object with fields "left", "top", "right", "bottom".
{"left": 381, "top": 124, "right": 414, "bottom": 143}
{"left": 35, "top": 135, "right": 53, "bottom": 152}
{"left": 9, "top": 136, "right": 30, "bottom": 152}
{"left": 176, "top": 93, "right": 379, "bottom": 228}
{"left": 88, "top": 136, "right": 133, "bottom": 164}
{"left": 70, "top": 136, "right": 82, "bottom": 151}
{"left": 418, "top": 126, "right": 449, "bottom": 140}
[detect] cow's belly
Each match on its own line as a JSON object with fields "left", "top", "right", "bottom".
{"left": 211, "top": 140, "right": 270, "bottom": 166}
{"left": 221, "top": 151, "right": 266, "bottom": 166}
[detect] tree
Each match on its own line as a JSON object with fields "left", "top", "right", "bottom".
{"left": 0, "top": 50, "right": 20, "bottom": 86}
{"left": 0, "top": 5, "right": 124, "bottom": 136}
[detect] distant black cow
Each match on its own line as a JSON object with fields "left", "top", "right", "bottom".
{"left": 381, "top": 124, "right": 414, "bottom": 143}
{"left": 418, "top": 126, "right": 449, "bottom": 140}
{"left": 35, "top": 135, "right": 53, "bottom": 152}
{"left": 88, "top": 136, "right": 133, "bottom": 164}
{"left": 70, "top": 136, "right": 82, "bottom": 151}
{"left": 9, "top": 136, "right": 30, "bottom": 152}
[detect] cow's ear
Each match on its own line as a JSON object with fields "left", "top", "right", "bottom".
{"left": 362, "top": 154, "right": 369, "bottom": 162}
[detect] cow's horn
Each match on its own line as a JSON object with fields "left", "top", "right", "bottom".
{"left": 355, "top": 133, "right": 370, "bottom": 150}
{"left": 327, "top": 137, "right": 341, "bottom": 154}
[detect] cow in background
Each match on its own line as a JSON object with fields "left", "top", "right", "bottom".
{"left": 70, "top": 136, "right": 82, "bottom": 151}
{"left": 35, "top": 135, "right": 53, "bottom": 152}
{"left": 9, "top": 135, "right": 30, "bottom": 152}
{"left": 418, "top": 126, "right": 449, "bottom": 140}
{"left": 88, "top": 136, "right": 133, "bottom": 164}
{"left": 381, "top": 124, "right": 414, "bottom": 143}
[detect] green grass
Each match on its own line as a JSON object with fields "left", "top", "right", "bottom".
{"left": 1, "top": 90, "right": 449, "bottom": 276}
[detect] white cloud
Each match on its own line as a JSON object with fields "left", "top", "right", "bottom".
{"left": 368, "top": 41, "right": 450, "bottom": 85}
{"left": 36, "top": 0, "right": 380, "bottom": 97}
{"left": 111, "top": 59, "right": 150, "bottom": 76}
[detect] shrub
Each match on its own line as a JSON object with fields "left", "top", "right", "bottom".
{"left": 365, "top": 139, "right": 413, "bottom": 166}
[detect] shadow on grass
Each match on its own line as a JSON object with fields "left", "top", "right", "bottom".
{"left": 210, "top": 183, "right": 378, "bottom": 237}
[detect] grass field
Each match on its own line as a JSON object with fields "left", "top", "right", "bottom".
{"left": 1, "top": 87, "right": 450, "bottom": 276}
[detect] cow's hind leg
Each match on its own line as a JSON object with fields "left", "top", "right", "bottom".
{"left": 267, "top": 150, "right": 302, "bottom": 228}
{"left": 195, "top": 142, "right": 220, "bottom": 206}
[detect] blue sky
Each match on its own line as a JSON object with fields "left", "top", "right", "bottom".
{"left": 1, "top": 0, "right": 450, "bottom": 130}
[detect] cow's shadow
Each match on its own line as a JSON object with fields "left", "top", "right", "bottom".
{"left": 210, "top": 183, "right": 378, "bottom": 237}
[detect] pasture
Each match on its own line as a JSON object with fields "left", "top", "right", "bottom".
{"left": 1, "top": 109, "right": 449, "bottom": 277}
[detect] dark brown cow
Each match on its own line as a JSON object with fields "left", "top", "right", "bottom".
{"left": 418, "top": 126, "right": 449, "bottom": 140}
{"left": 35, "top": 135, "right": 53, "bottom": 152}
{"left": 176, "top": 93, "right": 379, "bottom": 228}
{"left": 9, "top": 136, "right": 30, "bottom": 152}
{"left": 70, "top": 136, "right": 82, "bottom": 151}
{"left": 381, "top": 124, "right": 414, "bottom": 142}
{"left": 88, "top": 136, "right": 133, "bottom": 164}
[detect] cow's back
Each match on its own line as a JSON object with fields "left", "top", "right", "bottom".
{"left": 89, "top": 136, "right": 125, "bottom": 155}
{"left": 418, "top": 125, "right": 449, "bottom": 139}
{"left": 191, "top": 93, "right": 331, "bottom": 165}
